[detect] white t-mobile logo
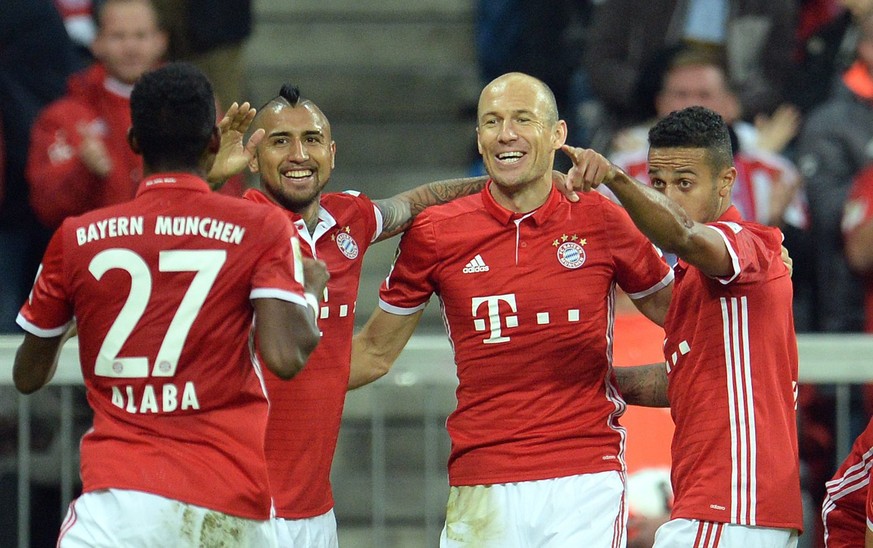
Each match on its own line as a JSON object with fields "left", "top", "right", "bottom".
{"left": 471, "top": 294, "right": 518, "bottom": 344}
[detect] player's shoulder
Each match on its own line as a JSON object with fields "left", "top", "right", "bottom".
{"left": 320, "top": 190, "right": 377, "bottom": 223}
{"left": 321, "top": 190, "right": 373, "bottom": 211}
{"left": 414, "top": 193, "right": 483, "bottom": 227}
{"left": 712, "top": 217, "right": 783, "bottom": 249}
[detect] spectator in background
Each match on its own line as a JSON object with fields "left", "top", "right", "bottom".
{"left": 152, "top": 0, "right": 252, "bottom": 110}
{"left": 582, "top": 0, "right": 796, "bottom": 141}
{"left": 26, "top": 0, "right": 167, "bottom": 231}
{"left": 789, "top": 0, "right": 873, "bottom": 114}
{"left": 0, "top": 0, "right": 84, "bottom": 334}
{"left": 26, "top": 0, "right": 244, "bottom": 233}
{"left": 794, "top": 8, "right": 873, "bottom": 334}
{"left": 610, "top": 47, "right": 805, "bottom": 230}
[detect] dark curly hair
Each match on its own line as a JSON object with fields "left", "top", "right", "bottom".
{"left": 129, "top": 62, "right": 216, "bottom": 168}
{"left": 648, "top": 106, "right": 733, "bottom": 171}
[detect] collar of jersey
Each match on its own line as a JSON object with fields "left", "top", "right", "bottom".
{"left": 481, "top": 180, "right": 563, "bottom": 226}
{"left": 243, "top": 188, "right": 339, "bottom": 244}
{"left": 136, "top": 172, "right": 211, "bottom": 197}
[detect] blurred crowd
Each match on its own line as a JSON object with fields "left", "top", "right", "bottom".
{"left": 4, "top": 0, "right": 873, "bottom": 546}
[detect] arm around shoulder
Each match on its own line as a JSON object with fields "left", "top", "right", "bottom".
{"left": 374, "top": 175, "right": 487, "bottom": 241}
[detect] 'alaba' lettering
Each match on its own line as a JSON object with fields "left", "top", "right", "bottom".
{"left": 110, "top": 381, "right": 200, "bottom": 413}
{"left": 76, "top": 217, "right": 144, "bottom": 246}
{"left": 154, "top": 216, "right": 245, "bottom": 244}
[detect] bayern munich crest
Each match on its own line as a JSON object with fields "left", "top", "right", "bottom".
{"left": 335, "top": 231, "right": 359, "bottom": 259}
{"left": 556, "top": 241, "right": 586, "bottom": 269}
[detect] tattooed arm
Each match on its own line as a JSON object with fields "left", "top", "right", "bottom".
{"left": 373, "top": 176, "right": 487, "bottom": 241}
{"left": 614, "top": 363, "right": 670, "bottom": 407}
{"left": 373, "top": 171, "right": 573, "bottom": 241}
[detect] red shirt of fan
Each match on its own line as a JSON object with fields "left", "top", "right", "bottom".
{"left": 244, "top": 188, "right": 381, "bottom": 518}
{"left": 17, "top": 173, "right": 307, "bottom": 520}
{"left": 664, "top": 206, "right": 802, "bottom": 530}
{"left": 380, "top": 182, "right": 673, "bottom": 486}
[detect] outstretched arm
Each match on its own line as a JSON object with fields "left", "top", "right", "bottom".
{"left": 373, "top": 177, "right": 487, "bottom": 241}
{"left": 559, "top": 145, "right": 733, "bottom": 278}
{"left": 348, "top": 307, "right": 423, "bottom": 389}
{"left": 614, "top": 363, "right": 670, "bottom": 407}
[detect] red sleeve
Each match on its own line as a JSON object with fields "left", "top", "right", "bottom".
{"left": 250, "top": 207, "right": 307, "bottom": 304}
{"left": 604, "top": 202, "right": 673, "bottom": 297}
{"left": 708, "top": 221, "right": 785, "bottom": 285}
{"left": 378, "top": 216, "right": 437, "bottom": 313}
{"left": 26, "top": 100, "right": 101, "bottom": 228}
{"left": 17, "top": 226, "right": 73, "bottom": 336}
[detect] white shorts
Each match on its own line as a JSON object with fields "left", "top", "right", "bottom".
{"left": 58, "top": 488, "right": 278, "bottom": 547}
{"left": 652, "top": 518, "right": 798, "bottom": 548}
{"left": 439, "top": 470, "right": 627, "bottom": 548}
{"left": 274, "top": 509, "right": 338, "bottom": 548}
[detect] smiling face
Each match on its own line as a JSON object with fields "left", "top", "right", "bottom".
{"left": 647, "top": 147, "right": 735, "bottom": 223}
{"left": 476, "top": 74, "right": 566, "bottom": 203}
{"left": 92, "top": 0, "right": 167, "bottom": 85}
{"left": 249, "top": 101, "right": 336, "bottom": 215}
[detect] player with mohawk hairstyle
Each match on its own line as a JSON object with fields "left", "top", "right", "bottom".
{"left": 210, "top": 83, "right": 490, "bottom": 545}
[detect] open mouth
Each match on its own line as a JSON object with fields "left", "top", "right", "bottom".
{"left": 496, "top": 151, "right": 524, "bottom": 164}
{"left": 282, "top": 168, "right": 314, "bottom": 180}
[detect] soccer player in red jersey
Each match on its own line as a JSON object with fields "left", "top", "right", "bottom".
{"left": 13, "top": 63, "right": 324, "bottom": 546}
{"left": 562, "top": 106, "right": 802, "bottom": 546}
{"left": 207, "top": 84, "right": 489, "bottom": 545}
{"left": 822, "top": 417, "right": 873, "bottom": 547}
{"left": 348, "top": 72, "right": 674, "bottom": 547}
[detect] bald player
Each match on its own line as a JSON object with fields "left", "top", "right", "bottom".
{"left": 348, "top": 72, "right": 674, "bottom": 547}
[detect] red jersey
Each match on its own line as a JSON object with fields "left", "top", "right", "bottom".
{"left": 26, "top": 64, "right": 242, "bottom": 229}
{"left": 244, "top": 188, "right": 382, "bottom": 518}
{"left": 380, "top": 183, "right": 673, "bottom": 486}
{"left": 17, "top": 173, "right": 306, "bottom": 520}
{"left": 822, "top": 418, "right": 873, "bottom": 547}
{"left": 664, "top": 206, "right": 802, "bottom": 530}
{"left": 843, "top": 166, "right": 873, "bottom": 332}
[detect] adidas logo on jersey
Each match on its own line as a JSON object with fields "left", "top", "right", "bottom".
{"left": 463, "top": 254, "right": 490, "bottom": 273}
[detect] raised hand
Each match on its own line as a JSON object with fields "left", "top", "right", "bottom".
{"left": 559, "top": 145, "right": 621, "bottom": 197}
{"left": 207, "top": 102, "right": 265, "bottom": 189}
{"left": 77, "top": 121, "right": 112, "bottom": 178}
